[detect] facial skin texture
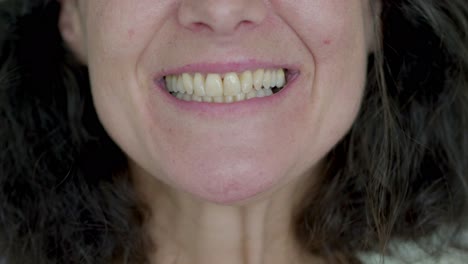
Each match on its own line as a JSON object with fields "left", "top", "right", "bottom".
{"left": 60, "top": 0, "right": 376, "bottom": 263}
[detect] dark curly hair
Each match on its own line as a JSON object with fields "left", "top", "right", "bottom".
{"left": 0, "top": 0, "right": 467, "bottom": 263}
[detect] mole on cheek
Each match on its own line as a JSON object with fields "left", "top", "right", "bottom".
{"left": 128, "top": 29, "right": 135, "bottom": 39}
{"left": 323, "top": 39, "right": 332, "bottom": 45}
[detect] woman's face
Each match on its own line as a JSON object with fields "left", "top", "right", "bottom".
{"left": 62, "top": 0, "right": 376, "bottom": 203}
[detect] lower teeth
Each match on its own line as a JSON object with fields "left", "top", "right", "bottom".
{"left": 169, "top": 87, "right": 283, "bottom": 103}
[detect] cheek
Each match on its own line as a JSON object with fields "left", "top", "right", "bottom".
{"left": 82, "top": 0, "right": 175, "bottom": 157}
{"left": 84, "top": 0, "right": 172, "bottom": 63}
{"left": 274, "top": 0, "right": 369, "bottom": 57}
{"left": 281, "top": 1, "right": 370, "bottom": 159}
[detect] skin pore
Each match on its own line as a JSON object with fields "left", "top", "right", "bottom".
{"left": 59, "top": 0, "right": 377, "bottom": 263}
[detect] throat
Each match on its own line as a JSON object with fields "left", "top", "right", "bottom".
{"left": 148, "top": 199, "right": 306, "bottom": 264}
{"left": 130, "top": 160, "right": 323, "bottom": 264}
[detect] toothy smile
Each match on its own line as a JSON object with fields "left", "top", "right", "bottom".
{"left": 164, "top": 69, "right": 288, "bottom": 103}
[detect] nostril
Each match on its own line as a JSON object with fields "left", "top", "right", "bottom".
{"left": 188, "top": 22, "right": 214, "bottom": 33}
{"left": 234, "top": 20, "right": 256, "bottom": 31}
{"left": 177, "top": 0, "right": 267, "bottom": 35}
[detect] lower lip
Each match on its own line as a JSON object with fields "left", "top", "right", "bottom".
{"left": 153, "top": 72, "right": 301, "bottom": 118}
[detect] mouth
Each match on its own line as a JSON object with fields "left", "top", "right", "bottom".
{"left": 162, "top": 68, "right": 292, "bottom": 103}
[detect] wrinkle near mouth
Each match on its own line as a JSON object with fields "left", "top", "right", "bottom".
{"left": 160, "top": 68, "right": 293, "bottom": 103}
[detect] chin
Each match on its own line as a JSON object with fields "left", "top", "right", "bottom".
{"left": 159, "top": 157, "right": 289, "bottom": 205}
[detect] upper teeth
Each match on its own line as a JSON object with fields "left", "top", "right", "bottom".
{"left": 164, "top": 69, "right": 286, "bottom": 103}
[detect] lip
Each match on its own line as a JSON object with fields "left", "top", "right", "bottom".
{"left": 152, "top": 61, "right": 301, "bottom": 118}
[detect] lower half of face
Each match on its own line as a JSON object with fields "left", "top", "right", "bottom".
{"left": 83, "top": 0, "right": 373, "bottom": 204}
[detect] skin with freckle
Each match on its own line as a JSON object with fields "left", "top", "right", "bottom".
{"left": 128, "top": 29, "right": 135, "bottom": 38}
{"left": 60, "top": 0, "right": 375, "bottom": 204}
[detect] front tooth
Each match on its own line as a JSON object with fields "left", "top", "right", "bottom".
{"left": 247, "top": 90, "right": 257, "bottom": 99}
{"left": 205, "top": 74, "right": 223, "bottom": 97}
{"left": 240, "top": 71, "right": 253, "bottom": 93}
{"left": 183, "top": 94, "right": 191, "bottom": 101}
{"left": 177, "top": 75, "right": 185, "bottom": 93}
{"left": 253, "top": 69, "right": 264, "bottom": 90}
{"left": 264, "top": 88, "right": 273, "bottom": 96}
{"left": 213, "top": 96, "right": 224, "bottom": 103}
{"left": 225, "top": 96, "right": 234, "bottom": 103}
{"left": 192, "top": 95, "right": 203, "bottom": 102}
{"left": 270, "top": 71, "right": 277, "bottom": 88}
{"left": 235, "top": 93, "right": 246, "bottom": 102}
{"left": 182, "top": 73, "right": 194, "bottom": 95}
{"left": 194, "top": 73, "right": 206, "bottom": 96}
{"left": 276, "top": 69, "right": 285, "bottom": 87}
{"left": 262, "top": 70, "right": 271, "bottom": 89}
{"left": 223, "top": 73, "right": 241, "bottom": 96}
{"left": 256, "top": 89, "right": 266, "bottom": 98}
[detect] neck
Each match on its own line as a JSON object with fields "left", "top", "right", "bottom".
{"left": 131, "top": 163, "right": 323, "bottom": 264}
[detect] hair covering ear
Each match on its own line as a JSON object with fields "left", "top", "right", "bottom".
{"left": 58, "top": 0, "right": 87, "bottom": 63}
{"left": 366, "top": 0, "right": 382, "bottom": 53}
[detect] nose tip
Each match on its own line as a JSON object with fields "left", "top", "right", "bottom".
{"left": 178, "top": 0, "right": 267, "bottom": 35}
